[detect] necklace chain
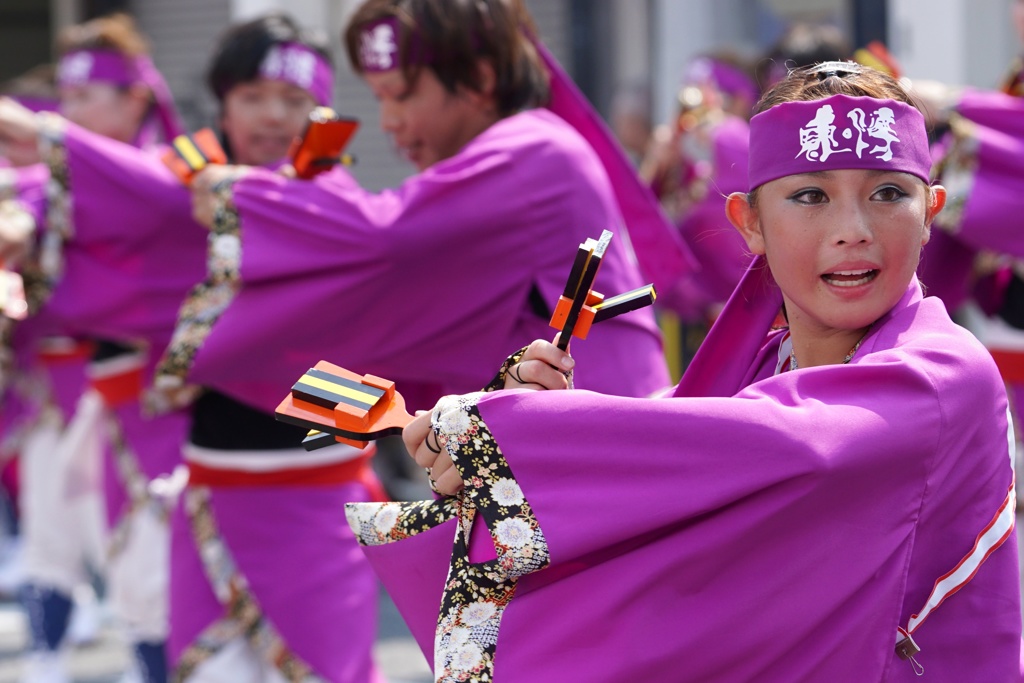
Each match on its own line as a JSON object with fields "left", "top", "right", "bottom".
{"left": 789, "top": 330, "right": 868, "bottom": 371}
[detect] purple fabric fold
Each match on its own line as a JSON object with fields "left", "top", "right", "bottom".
{"left": 533, "top": 41, "right": 698, "bottom": 296}
{"left": 169, "top": 483, "right": 379, "bottom": 681}
{"left": 0, "top": 163, "right": 48, "bottom": 229}
{"left": 916, "top": 229, "right": 976, "bottom": 314}
{"left": 102, "top": 358, "right": 189, "bottom": 527}
{"left": 45, "top": 123, "right": 207, "bottom": 347}
{"left": 192, "top": 109, "right": 669, "bottom": 413}
{"left": 359, "top": 272, "right": 1021, "bottom": 681}
{"left": 940, "top": 89, "right": 1024, "bottom": 258}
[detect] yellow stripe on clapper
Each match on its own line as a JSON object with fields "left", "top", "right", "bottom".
{"left": 291, "top": 368, "right": 386, "bottom": 412}
{"left": 174, "top": 136, "right": 208, "bottom": 171}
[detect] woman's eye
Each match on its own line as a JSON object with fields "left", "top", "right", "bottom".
{"left": 791, "top": 189, "right": 827, "bottom": 204}
{"left": 873, "top": 185, "right": 908, "bottom": 202}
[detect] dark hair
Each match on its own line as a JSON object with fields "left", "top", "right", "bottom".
{"left": 749, "top": 62, "right": 924, "bottom": 203}
{"left": 756, "top": 22, "right": 851, "bottom": 93}
{"left": 343, "top": 0, "right": 549, "bottom": 117}
{"left": 754, "top": 61, "right": 917, "bottom": 116}
{"left": 207, "top": 12, "right": 331, "bottom": 103}
{"left": 56, "top": 12, "right": 150, "bottom": 58}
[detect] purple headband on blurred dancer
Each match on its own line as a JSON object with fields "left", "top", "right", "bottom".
{"left": 356, "top": 17, "right": 432, "bottom": 73}
{"left": 685, "top": 57, "right": 760, "bottom": 108}
{"left": 257, "top": 42, "right": 334, "bottom": 106}
{"left": 747, "top": 92, "right": 932, "bottom": 190}
{"left": 56, "top": 48, "right": 184, "bottom": 145}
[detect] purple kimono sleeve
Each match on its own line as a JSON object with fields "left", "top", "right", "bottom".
{"left": 0, "top": 164, "right": 48, "bottom": 228}
{"left": 352, "top": 295, "right": 1020, "bottom": 681}
{"left": 42, "top": 123, "right": 208, "bottom": 346}
{"left": 460, "top": 333, "right": 1018, "bottom": 681}
{"left": 934, "top": 89, "right": 1024, "bottom": 258}
{"left": 190, "top": 111, "right": 670, "bottom": 412}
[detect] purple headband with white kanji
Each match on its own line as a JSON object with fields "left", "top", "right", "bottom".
{"left": 258, "top": 42, "right": 333, "bottom": 106}
{"left": 747, "top": 94, "right": 931, "bottom": 191}
{"left": 358, "top": 18, "right": 401, "bottom": 71}
{"left": 57, "top": 49, "right": 184, "bottom": 143}
{"left": 357, "top": 17, "right": 433, "bottom": 73}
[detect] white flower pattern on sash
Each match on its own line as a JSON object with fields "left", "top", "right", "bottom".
{"left": 797, "top": 103, "right": 901, "bottom": 163}
{"left": 491, "top": 478, "right": 524, "bottom": 507}
{"left": 345, "top": 386, "right": 550, "bottom": 683}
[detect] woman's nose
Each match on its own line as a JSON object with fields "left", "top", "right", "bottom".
{"left": 833, "top": 203, "right": 873, "bottom": 245}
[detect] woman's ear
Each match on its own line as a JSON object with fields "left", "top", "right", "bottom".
{"left": 476, "top": 59, "right": 497, "bottom": 98}
{"left": 725, "top": 192, "right": 765, "bottom": 255}
{"left": 462, "top": 59, "right": 498, "bottom": 110}
{"left": 926, "top": 184, "right": 947, "bottom": 224}
{"left": 920, "top": 184, "right": 947, "bottom": 246}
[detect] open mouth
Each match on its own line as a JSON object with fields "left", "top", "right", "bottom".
{"left": 822, "top": 269, "right": 879, "bottom": 287}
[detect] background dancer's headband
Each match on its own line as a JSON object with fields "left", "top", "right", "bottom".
{"left": 56, "top": 48, "right": 183, "bottom": 142}
{"left": 747, "top": 93, "right": 931, "bottom": 190}
{"left": 258, "top": 42, "right": 333, "bottom": 106}
{"left": 356, "top": 17, "right": 431, "bottom": 73}
{"left": 685, "top": 57, "right": 759, "bottom": 105}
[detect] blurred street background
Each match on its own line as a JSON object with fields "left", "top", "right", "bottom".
{"left": 3, "top": 0, "right": 1018, "bottom": 193}
{"left": 1, "top": 0, "right": 1023, "bottom": 680}
{"left": 0, "top": 588, "right": 432, "bottom": 683}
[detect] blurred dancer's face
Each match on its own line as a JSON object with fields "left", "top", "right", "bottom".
{"left": 364, "top": 66, "right": 498, "bottom": 171}
{"left": 59, "top": 83, "right": 148, "bottom": 144}
{"left": 220, "top": 78, "right": 316, "bottom": 167}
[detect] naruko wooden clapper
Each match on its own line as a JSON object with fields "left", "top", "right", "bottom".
{"left": 288, "top": 106, "right": 360, "bottom": 180}
{"left": 161, "top": 128, "right": 228, "bottom": 186}
{"left": 548, "top": 229, "right": 657, "bottom": 350}
{"left": 274, "top": 361, "right": 415, "bottom": 451}
{"left": 276, "top": 230, "right": 657, "bottom": 452}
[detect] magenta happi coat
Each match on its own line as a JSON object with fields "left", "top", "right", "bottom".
{"left": 186, "top": 108, "right": 669, "bottom": 413}
{"left": 347, "top": 258, "right": 1021, "bottom": 682}
{"left": 40, "top": 121, "right": 208, "bottom": 347}
{"left": 931, "top": 89, "right": 1024, "bottom": 260}
{"left": 33, "top": 122, "right": 382, "bottom": 682}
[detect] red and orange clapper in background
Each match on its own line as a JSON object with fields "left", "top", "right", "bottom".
{"left": 162, "top": 107, "right": 358, "bottom": 185}
{"left": 274, "top": 229, "right": 656, "bottom": 451}
{"left": 161, "top": 128, "right": 228, "bottom": 186}
{"left": 288, "top": 106, "right": 359, "bottom": 180}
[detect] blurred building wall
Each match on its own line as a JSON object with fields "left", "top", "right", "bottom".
{"left": 890, "top": 0, "right": 1018, "bottom": 88}
{"left": 2, "top": 0, "right": 1020, "bottom": 177}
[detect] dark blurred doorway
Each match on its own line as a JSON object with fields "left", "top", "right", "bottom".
{"left": 0, "top": 0, "right": 51, "bottom": 83}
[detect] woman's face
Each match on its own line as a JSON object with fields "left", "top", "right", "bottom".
{"left": 59, "top": 82, "right": 147, "bottom": 143}
{"left": 220, "top": 78, "right": 316, "bottom": 167}
{"left": 363, "top": 66, "right": 496, "bottom": 171}
{"left": 736, "top": 169, "right": 943, "bottom": 339}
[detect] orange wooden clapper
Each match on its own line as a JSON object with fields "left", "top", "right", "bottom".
{"left": 161, "top": 128, "right": 228, "bottom": 186}
{"left": 288, "top": 107, "right": 359, "bottom": 180}
{"left": 548, "top": 230, "right": 657, "bottom": 349}
{"left": 275, "top": 360, "right": 414, "bottom": 451}
{"left": 276, "top": 230, "right": 656, "bottom": 452}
